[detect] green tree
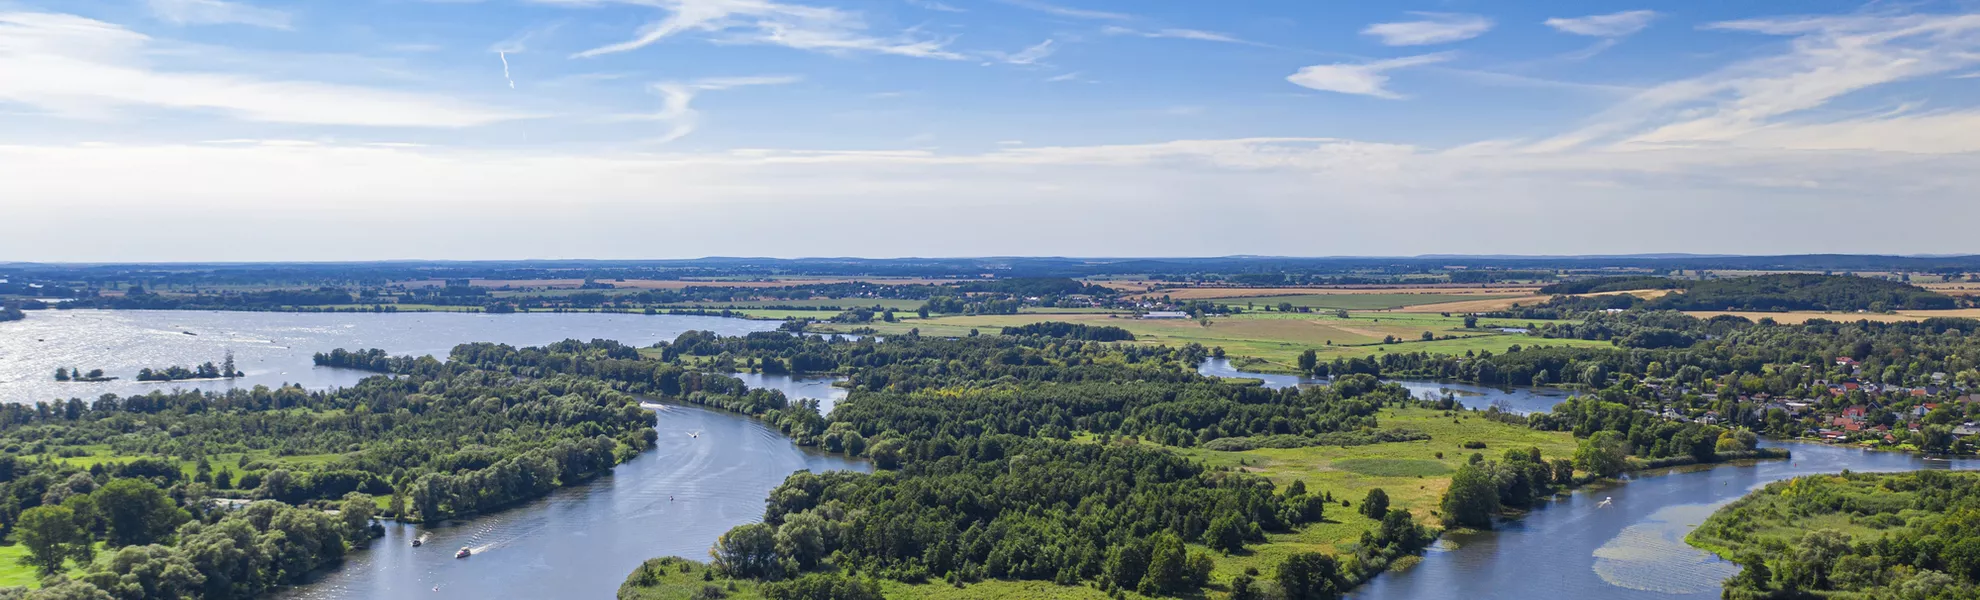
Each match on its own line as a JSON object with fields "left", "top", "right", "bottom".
{"left": 711, "top": 523, "right": 783, "bottom": 580}
{"left": 88, "top": 479, "right": 186, "bottom": 547}
{"left": 16, "top": 506, "right": 89, "bottom": 575}
{"left": 81, "top": 544, "right": 205, "bottom": 600}
{"left": 338, "top": 493, "right": 377, "bottom": 541}
{"left": 1573, "top": 431, "right": 1629, "bottom": 478}
{"left": 1275, "top": 552, "right": 1340, "bottom": 600}
{"left": 1359, "top": 489, "right": 1389, "bottom": 520}
{"left": 1205, "top": 513, "right": 1247, "bottom": 554}
{"left": 774, "top": 511, "right": 834, "bottom": 571}
{"left": 1137, "top": 531, "right": 1188, "bottom": 596}
{"left": 1228, "top": 573, "right": 1259, "bottom": 600}
{"left": 1297, "top": 349, "right": 1318, "bottom": 372}
{"left": 1439, "top": 462, "right": 1498, "bottom": 529}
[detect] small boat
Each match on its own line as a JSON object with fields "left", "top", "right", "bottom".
{"left": 411, "top": 538, "right": 422, "bottom": 547}
{"left": 456, "top": 547, "right": 471, "bottom": 559}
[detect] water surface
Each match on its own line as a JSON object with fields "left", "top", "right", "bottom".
{"left": 273, "top": 401, "right": 867, "bottom": 600}
{"left": 1196, "top": 358, "right": 1572, "bottom": 414}
{"left": 1350, "top": 443, "right": 1980, "bottom": 600}
{"left": 1197, "top": 358, "right": 1976, "bottom": 598}
{"left": 0, "top": 310, "right": 780, "bottom": 403}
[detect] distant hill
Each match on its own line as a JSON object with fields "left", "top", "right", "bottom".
{"left": 1646, "top": 274, "right": 1956, "bottom": 312}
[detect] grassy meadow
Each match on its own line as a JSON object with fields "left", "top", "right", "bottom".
{"left": 1173, "top": 407, "right": 1582, "bottom": 578}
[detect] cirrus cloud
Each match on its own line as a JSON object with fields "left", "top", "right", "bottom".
{"left": 1286, "top": 53, "right": 1450, "bottom": 99}
{"left": 1545, "top": 10, "right": 1658, "bottom": 37}
{"left": 0, "top": 12, "right": 529, "bottom": 127}
{"left": 1362, "top": 13, "right": 1493, "bottom": 46}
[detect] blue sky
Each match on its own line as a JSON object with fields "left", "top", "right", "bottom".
{"left": 2, "top": 0, "right": 1979, "bottom": 260}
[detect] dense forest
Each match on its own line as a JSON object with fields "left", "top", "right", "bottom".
{"left": 1691, "top": 471, "right": 1980, "bottom": 599}
{"left": 1537, "top": 276, "right": 1680, "bottom": 295}
{"left": 0, "top": 303, "right": 22, "bottom": 323}
{"left": 1646, "top": 274, "right": 1958, "bottom": 312}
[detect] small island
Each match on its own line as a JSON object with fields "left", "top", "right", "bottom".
{"left": 135, "top": 352, "right": 244, "bottom": 382}
{"left": 52, "top": 367, "right": 117, "bottom": 383}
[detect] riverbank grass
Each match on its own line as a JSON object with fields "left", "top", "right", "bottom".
{"left": 1173, "top": 407, "right": 1582, "bottom": 580}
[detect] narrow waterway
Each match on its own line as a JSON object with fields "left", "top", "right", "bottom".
{"left": 1352, "top": 443, "right": 1979, "bottom": 599}
{"left": 1197, "top": 358, "right": 1979, "bottom": 598}
{"left": 1196, "top": 357, "right": 1573, "bottom": 414}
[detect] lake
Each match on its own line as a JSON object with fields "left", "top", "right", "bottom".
{"left": 0, "top": 310, "right": 782, "bottom": 404}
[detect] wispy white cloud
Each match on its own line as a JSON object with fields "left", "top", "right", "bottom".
{"left": 147, "top": 0, "right": 291, "bottom": 29}
{"left": 988, "top": 39, "right": 1054, "bottom": 65}
{"left": 997, "top": 0, "right": 1130, "bottom": 21}
{"left": 624, "top": 75, "right": 800, "bottom": 143}
{"left": 0, "top": 12, "right": 527, "bottom": 127}
{"left": 1100, "top": 25, "right": 1251, "bottom": 45}
{"left": 1529, "top": 12, "right": 1980, "bottom": 153}
{"left": 1045, "top": 71, "right": 1084, "bottom": 83}
{"left": 1286, "top": 53, "right": 1450, "bottom": 99}
{"left": 1363, "top": 13, "right": 1493, "bottom": 46}
{"left": 548, "top": 0, "right": 961, "bottom": 60}
{"left": 1545, "top": 10, "right": 1658, "bottom": 37}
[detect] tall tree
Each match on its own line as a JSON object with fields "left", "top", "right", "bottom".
{"left": 16, "top": 505, "right": 89, "bottom": 575}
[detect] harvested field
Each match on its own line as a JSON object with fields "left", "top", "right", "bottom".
{"left": 1395, "top": 295, "right": 1552, "bottom": 313}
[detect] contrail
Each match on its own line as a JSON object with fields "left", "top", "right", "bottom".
{"left": 499, "top": 51, "right": 515, "bottom": 89}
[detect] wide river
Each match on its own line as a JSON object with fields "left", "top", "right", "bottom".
{"left": 1198, "top": 358, "right": 1980, "bottom": 600}
{"left": 0, "top": 310, "right": 863, "bottom": 599}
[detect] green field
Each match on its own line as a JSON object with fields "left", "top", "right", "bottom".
{"left": 0, "top": 541, "right": 94, "bottom": 588}
{"left": 1214, "top": 293, "right": 1525, "bottom": 310}
{"left": 1174, "top": 407, "right": 1583, "bottom": 578}
{"left": 51, "top": 445, "right": 346, "bottom": 482}
{"left": 809, "top": 312, "right": 1609, "bottom": 371}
